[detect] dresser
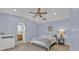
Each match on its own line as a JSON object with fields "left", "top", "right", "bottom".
{"left": 0, "top": 35, "right": 15, "bottom": 50}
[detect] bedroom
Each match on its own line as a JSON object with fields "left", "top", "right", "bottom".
{"left": 0, "top": 8, "right": 79, "bottom": 51}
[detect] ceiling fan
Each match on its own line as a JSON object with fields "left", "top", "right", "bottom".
{"left": 29, "top": 8, "right": 47, "bottom": 18}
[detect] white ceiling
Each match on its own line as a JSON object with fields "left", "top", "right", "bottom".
{"left": 0, "top": 8, "right": 71, "bottom": 24}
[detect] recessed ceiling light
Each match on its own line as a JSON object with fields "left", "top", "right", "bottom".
{"left": 53, "top": 12, "right": 56, "bottom": 15}
{"left": 13, "top": 9, "right": 17, "bottom": 12}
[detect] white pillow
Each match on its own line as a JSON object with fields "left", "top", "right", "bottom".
{"left": 42, "top": 35, "right": 55, "bottom": 40}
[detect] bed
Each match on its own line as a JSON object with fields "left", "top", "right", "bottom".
{"left": 30, "top": 35, "right": 56, "bottom": 50}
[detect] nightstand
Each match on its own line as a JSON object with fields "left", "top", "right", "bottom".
{"left": 58, "top": 36, "right": 65, "bottom": 45}
{"left": 50, "top": 43, "right": 70, "bottom": 51}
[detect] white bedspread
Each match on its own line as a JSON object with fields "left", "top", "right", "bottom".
{"left": 30, "top": 36, "right": 56, "bottom": 50}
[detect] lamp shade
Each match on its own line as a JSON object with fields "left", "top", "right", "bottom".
{"left": 58, "top": 29, "right": 65, "bottom": 37}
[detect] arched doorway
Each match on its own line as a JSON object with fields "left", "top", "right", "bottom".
{"left": 17, "top": 23, "right": 25, "bottom": 43}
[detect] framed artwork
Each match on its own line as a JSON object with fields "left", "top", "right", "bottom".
{"left": 48, "top": 26, "right": 53, "bottom": 32}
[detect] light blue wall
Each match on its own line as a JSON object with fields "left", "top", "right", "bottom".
{"left": 0, "top": 14, "right": 38, "bottom": 44}
{"left": 70, "top": 9, "right": 79, "bottom": 51}
{"left": 38, "top": 9, "right": 79, "bottom": 51}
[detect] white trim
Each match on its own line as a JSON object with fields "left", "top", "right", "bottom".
{"left": 38, "top": 16, "right": 71, "bottom": 24}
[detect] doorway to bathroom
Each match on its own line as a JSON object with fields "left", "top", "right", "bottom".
{"left": 17, "top": 23, "right": 25, "bottom": 43}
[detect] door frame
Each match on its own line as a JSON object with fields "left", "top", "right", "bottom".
{"left": 16, "top": 23, "right": 26, "bottom": 43}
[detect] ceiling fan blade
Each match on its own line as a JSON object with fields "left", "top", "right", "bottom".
{"left": 40, "top": 12, "right": 47, "bottom": 14}
{"left": 29, "top": 12, "right": 36, "bottom": 14}
{"left": 39, "top": 14, "right": 43, "bottom": 18}
{"left": 44, "top": 12, "right": 47, "bottom": 14}
{"left": 33, "top": 14, "right": 37, "bottom": 17}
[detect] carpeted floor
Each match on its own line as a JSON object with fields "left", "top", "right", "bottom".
{"left": 4, "top": 43, "right": 70, "bottom": 51}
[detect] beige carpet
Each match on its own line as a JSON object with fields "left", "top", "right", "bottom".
{"left": 4, "top": 43, "right": 46, "bottom": 51}
{"left": 50, "top": 44, "right": 70, "bottom": 51}
{"left": 4, "top": 43, "right": 70, "bottom": 51}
